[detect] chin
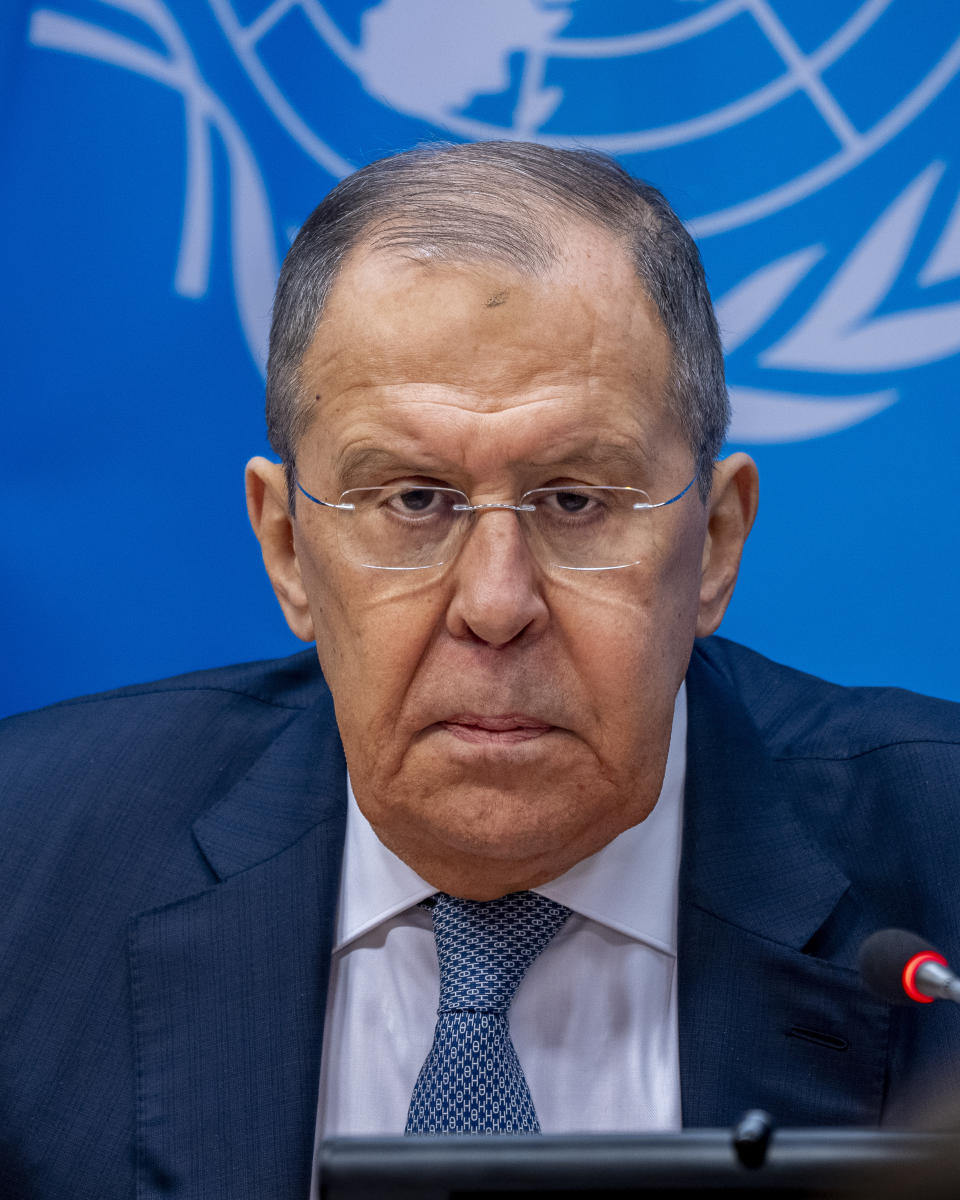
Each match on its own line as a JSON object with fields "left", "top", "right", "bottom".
{"left": 413, "top": 787, "right": 569, "bottom": 849}
{"left": 371, "top": 780, "right": 605, "bottom": 891}
{"left": 354, "top": 749, "right": 656, "bottom": 887}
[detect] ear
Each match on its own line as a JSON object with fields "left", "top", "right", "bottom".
{"left": 696, "top": 452, "right": 759, "bottom": 638}
{"left": 245, "top": 457, "right": 315, "bottom": 642}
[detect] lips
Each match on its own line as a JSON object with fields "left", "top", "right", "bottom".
{"left": 437, "top": 713, "right": 554, "bottom": 744}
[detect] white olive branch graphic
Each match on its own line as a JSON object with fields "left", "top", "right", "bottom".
{"left": 29, "top": 0, "right": 279, "bottom": 372}
{"left": 719, "top": 162, "right": 960, "bottom": 442}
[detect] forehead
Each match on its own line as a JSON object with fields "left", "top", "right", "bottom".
{"left": 297, "top": 224, "right": 679, "bottom": 480}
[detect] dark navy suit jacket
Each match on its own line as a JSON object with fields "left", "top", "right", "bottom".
{"left": 1, "top": 636, "right": 959, "bottom": 1199}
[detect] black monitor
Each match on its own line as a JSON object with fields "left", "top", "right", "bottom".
{"left": 317, "top": 1128, "right": 945, "bottom": 1199}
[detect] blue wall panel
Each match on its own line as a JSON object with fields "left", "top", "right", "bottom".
{"left": 2, "top": 0, "right": 958, "bottom": 715}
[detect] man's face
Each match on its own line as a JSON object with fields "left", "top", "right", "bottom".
{"left": 248, "top": 223, "right": 756, "bottom": 898}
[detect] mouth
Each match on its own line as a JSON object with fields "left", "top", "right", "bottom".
{"left": 436, "top": 713, "right": 555, "bottom": 745}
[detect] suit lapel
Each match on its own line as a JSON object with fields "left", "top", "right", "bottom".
{"left": 130, "top": 700, "right": 347, "bottom": 1200}
{"left": 678, "top": 646, "right": 890, "bottom": 1127}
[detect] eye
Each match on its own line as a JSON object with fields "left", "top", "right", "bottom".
{"left": 552, "top": 490, "right": 592, "bottom": 514}
{"left": 395, "top": 488, "right": 436, "bottom": 512}
{"left": 532, "top": 487, "right": 618, "bottom": 526}
{"left": 538, "top": 489, "right": 605, "bottom": 518}
{"left": 380, "top": 485, "right": 456, "bottom": 519}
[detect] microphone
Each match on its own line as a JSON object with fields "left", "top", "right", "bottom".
{"left": 859, "top": 929, "right": 960, "bottom": 1006}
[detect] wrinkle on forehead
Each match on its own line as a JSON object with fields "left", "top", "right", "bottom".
{"left": 307, "top": 228, "right": 662, "bottom": 377}
{"left": 296, "top": 226, "right": 678, "bottom": 481}
{"left": 331, "top": 425, "right": 660, "bottom": 487}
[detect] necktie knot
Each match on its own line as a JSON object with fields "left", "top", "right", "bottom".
{"left": 432, "top": 891, "right": 571, "bottom": 1014}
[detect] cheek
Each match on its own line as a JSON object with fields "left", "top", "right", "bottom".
{"left": 304, "top": 559, "right": 446, "bottom": 728}
{"left": 551, "top": 531, "right": 703, "bottom": 715}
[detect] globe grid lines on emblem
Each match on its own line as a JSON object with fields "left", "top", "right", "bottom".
{"left": 24, "top": 0, "right": 960, "bottom": 443}
{"left": 209, "top": 0, "right": 960, "bottom": 235}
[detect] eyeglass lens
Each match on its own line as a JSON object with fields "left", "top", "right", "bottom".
{"left": 335, "top": 485, "right": 658, "bottom": 571}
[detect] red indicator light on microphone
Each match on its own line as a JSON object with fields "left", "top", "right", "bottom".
{"left": 902, "top": 951, "right": 948, "bottom": 1003}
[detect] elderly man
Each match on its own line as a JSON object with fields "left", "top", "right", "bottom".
{"left": 1, "top": 142, "right": 958, "bottom": 1200}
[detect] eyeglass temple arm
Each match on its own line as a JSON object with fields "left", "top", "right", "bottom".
{"left": 294, "top": 479, "right": 355, "bottom": 510}
{"left": 640, "top": 475, "right": 697, "bottom": 510}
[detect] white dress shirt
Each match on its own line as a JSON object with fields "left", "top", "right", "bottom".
{"left": 311, "top": 685, "right": 686, "bottom": 1188}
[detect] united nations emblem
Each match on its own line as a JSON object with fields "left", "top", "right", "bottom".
{"left": 29, "top": 0, "right": 960, "bottom": 443}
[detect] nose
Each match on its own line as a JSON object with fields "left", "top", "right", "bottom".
{"left": 445, "top": 509, "right": 549, "bottom": 648}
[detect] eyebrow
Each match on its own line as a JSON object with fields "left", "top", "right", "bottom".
{"left": 547, "top": 445, "right": 652, "bottom": 479}
{"left": 334, "top": 442, "right": 653, "bottom": 486}
{"left": 334, "top": 446, "right": 428, "bottom": 485}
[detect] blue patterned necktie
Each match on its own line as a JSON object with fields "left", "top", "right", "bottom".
{"left": 405, "top": 890, "right": 571, "bottom": 1135}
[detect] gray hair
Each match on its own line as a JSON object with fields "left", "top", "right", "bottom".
{"left": 266, "top": 141, "right": 729, "bottom": 503}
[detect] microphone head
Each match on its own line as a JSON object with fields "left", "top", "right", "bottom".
{"left": 858, "top": 928, "right": 942, "bottom": 1005}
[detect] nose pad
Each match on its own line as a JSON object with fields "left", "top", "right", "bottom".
{"left": 445, "top": 509, "right": 548, "bottom": 647}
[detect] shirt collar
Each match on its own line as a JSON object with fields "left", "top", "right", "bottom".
{"left": 333, "top": 684, "right": 686, "bottom": 956}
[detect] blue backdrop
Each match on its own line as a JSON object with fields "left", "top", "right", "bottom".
{"left": 3, "top": 0, "right": 959, "bottom": 718}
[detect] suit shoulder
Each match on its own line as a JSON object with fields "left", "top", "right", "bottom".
{"left": 4, "top": 647, "right": 326, "bottom": 721}
{"left": 692, "top": 636, "right": 960, "bottom": 760}
{"left": 0, "top": 649, "right": 331, "bottom": 833}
